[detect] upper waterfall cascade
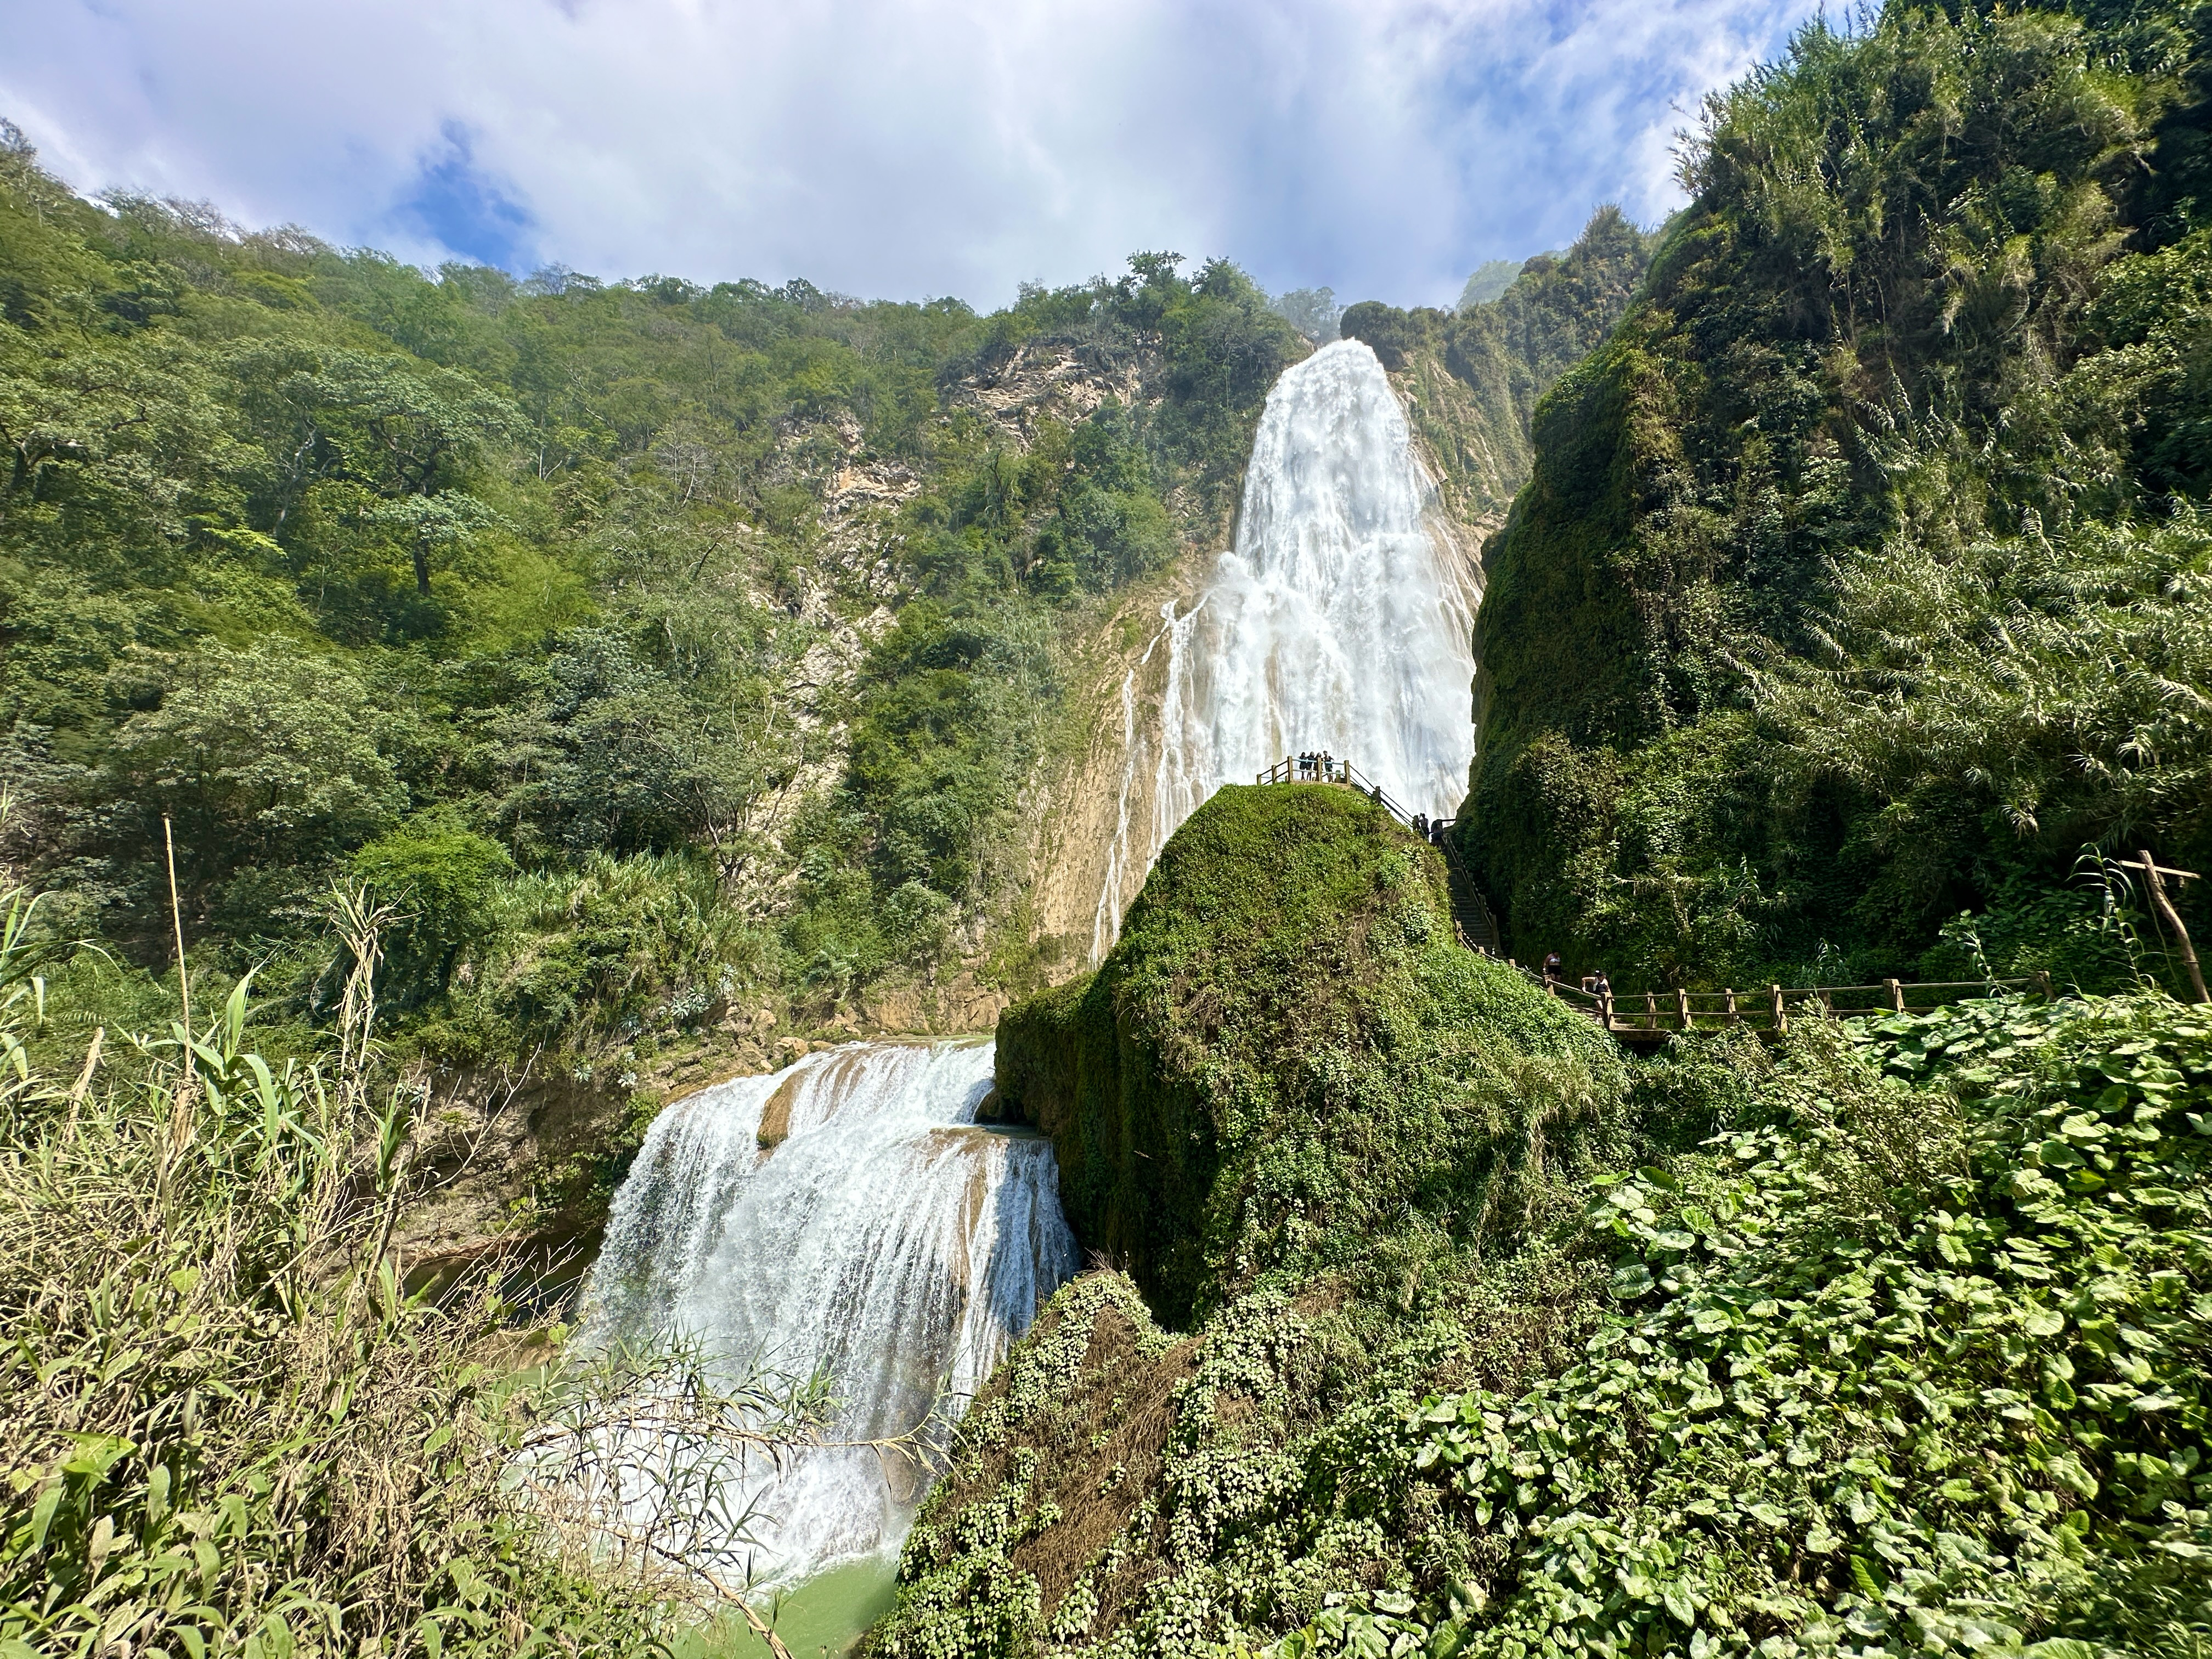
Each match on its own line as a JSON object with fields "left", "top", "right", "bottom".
{"left": 579, "top": 1040, "right": 1077, "bottom": 1584}
{"left": 1094, "top": 338, "right": 1481, "bottom": 957}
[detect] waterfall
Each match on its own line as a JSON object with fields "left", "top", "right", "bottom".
{"left": 578, "top": 1039, "right": 1077, "bottom": 1584}
{"left": 1092, "top": 337, "right": 1480, "bottom": 955}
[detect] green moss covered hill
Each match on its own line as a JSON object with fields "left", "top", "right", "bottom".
{"left": 872, "top": 780, "right": 2212, "bottom": 1659}
{"left": 1461, "top": 0, "right": 2212, "bottom": 994}
{"left": 0, "top": 122, "right": 1304, "bottom": 1075}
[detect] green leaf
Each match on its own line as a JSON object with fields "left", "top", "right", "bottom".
{"left": 28, "top": 1482, "right": 61, "bottom": 1549}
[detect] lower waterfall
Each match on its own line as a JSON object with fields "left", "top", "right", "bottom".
{"left": 578, "top": 1039, "right": 1077, "bottom": 1585}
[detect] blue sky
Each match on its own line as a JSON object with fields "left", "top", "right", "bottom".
{"left": 3, "top": 0, "right": 1822, "bottom": 310}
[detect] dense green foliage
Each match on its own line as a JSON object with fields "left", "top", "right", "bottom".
{"left": 1341, "top": 210, "right": 1655, "bottom": 518}
{"left": 1265, "top": 993, "right": 2212, "bottom": 1659}
{"left": 873, "top": 783, "right": 2212, "bottom": 1657}
{"left": 878, "top": 783, "right": 1637, "bottom": 1653}
{"left": 0, "top": 883, "right": 757, "bottom": 1657}
{"left": 0, "top": 122, "right": 1301, "bottom": 1069}
{"left": 991, "top": 783, "right": 1626, "bottom": 1327}
{"left": 1462, "top": 0, "right": 2212, "bottom": 991}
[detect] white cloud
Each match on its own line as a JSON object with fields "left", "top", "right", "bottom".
{"left": 1, "top": 0, "right": 1819, "bottom": 308}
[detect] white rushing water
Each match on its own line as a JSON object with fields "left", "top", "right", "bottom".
{"left": 1093, "top": 338, "right": 1480, "bottom": 955}
{"left": 578, "top": 1040, "right": 1077, "bottom": 1584}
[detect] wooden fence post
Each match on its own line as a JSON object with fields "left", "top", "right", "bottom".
{"left": 1770, "top": 984, "right": 1786, "bottom": 1034}
{"left": 1886, "top": 978, "right": 1904, "bottom": 1013}
{"left": 1645, "top": 990, "right": 1658, "bottom": 1031}
{"left": 1677, "top": 988, "right": 1693, "bottom": 1030}
{"left": 1725, "top": 988, "right": 1739, "bottom": 1023}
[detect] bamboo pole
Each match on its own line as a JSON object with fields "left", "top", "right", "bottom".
{"left": 2140, "top": 851, "right": 2209, "bottom": 1003}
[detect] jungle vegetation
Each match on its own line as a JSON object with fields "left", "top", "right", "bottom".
{"left": 1462, "top": 0, "right": 2212, "bottom": 996}
{"left": 881, "top": 732, "right": 2211, "bottom": 1659}
{"left": 1343, "top": 206, "right": 1657, "bottom": 520}
{"left": 0, "top": 121, "right": 1304, "bottom": 1076}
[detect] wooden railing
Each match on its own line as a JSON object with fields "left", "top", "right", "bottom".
{"left": 1256, "top": 754, "right": 1416, "bottom": 826}
{"left": 1254, "top": 756, "right": 1500, "bottom": 952}
{"left": 1531, "top": 973, "right": 2052, "bottom": 1039}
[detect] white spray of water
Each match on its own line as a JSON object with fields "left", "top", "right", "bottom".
{"left": 579, "top": 1040, "right": 1077, "bottom": 1584}
{"left": 1091, "top": 338, "right": 1479, "bottom": 956}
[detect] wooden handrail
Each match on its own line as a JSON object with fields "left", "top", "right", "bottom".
{"left": 1511, "top": 963, "right": 2050, "bottom": 1036}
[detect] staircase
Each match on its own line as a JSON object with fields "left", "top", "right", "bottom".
{"left": 1432, "top": 824, "right": 1502, "bottom": 956}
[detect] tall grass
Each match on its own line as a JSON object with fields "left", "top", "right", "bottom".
{"left": 0, "top": 882, "right": 812, "bottom": 1658}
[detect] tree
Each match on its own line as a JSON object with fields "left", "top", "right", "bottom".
{"left": 104, "top": 644, "right": 404, "bottom": 924}
{"left": 250, "top": 349, "right": 525, "bottom": 597}
{"left": 352, "top": 819, "right": 515, "bottom": 998}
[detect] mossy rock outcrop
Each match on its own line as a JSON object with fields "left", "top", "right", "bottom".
{"left": 991, "top": 782, "right": 1627, "bottom": 1327}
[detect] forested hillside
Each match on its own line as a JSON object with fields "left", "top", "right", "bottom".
{"left": 1462, "top": 0, "right": 2212, "bottom": 994}
{"left": 0, "top": 122, "right": 1302, "bottom": 1082}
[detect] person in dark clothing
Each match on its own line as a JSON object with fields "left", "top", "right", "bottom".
{"left": 1543, "top": 952, "right": 1564, "bottom": 984}
{"left": 1413, "top": 812, "right": 1429, "bottom": 837}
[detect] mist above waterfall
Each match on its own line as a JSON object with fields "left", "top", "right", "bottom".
{"left": 578, "top": 1041, "right": 1077, "bottom": 1585}
{"left": 1094, "top": 337, "right": 1480, "bottom": 956}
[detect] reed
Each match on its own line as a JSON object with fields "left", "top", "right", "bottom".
{"left": 0, "top": 880, "right": 817, "bottom": 1658}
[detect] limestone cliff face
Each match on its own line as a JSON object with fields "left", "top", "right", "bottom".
{"left": 1341, "top": 205, "right": 1655, "bottom": 534}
